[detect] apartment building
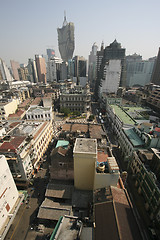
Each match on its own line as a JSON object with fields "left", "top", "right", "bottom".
{"left": 129, "top": 151, "right": 160, "bottom": 226}
{"left": 0, "top": 121, "right": 53, "bottom": 186}
{"left": 0, "top": 99, "right": 18, "bottom": 120}
{"left": 73, "top": 138, "right": 120, "bottom": 191}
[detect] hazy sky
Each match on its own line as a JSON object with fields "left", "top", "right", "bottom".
{"left": 1, "top": 0, "right": 160, "bottom": 66}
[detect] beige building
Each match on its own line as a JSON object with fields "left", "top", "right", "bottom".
{"left": 73, "top": 138, "right": 120, "bottom": 191}
{"left": 73, "top": 138, "right": 97, "bottom": 190}
{"left": 0, "top": 99, "right": 18, "bottom": 120}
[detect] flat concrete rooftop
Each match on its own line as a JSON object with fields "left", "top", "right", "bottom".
{"left": 73, "top": 138, "right": 97, "bottom": 154}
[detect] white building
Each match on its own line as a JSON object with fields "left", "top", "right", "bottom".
{"left": 46, "top": 57, "right": 62, "bottom": 82}
{"left": 0, "top": 121, "right": 53, "bottom": 186}
{"left": 0, "top": 155, "right": 24, "bottom": 240}
{"left": 101, "top": 59, "right": 121, "bottom": 94}
{"left": 26, "top": 106, "right": 53, "bottom": 121}
{"left": 126, "top": 57, "right": 155, "bottom": 87}
{"left": 0, "top": 58, "right": 13, "bottom": 83}
{"left": 8, "top": 80, "right": 31, "bottom": 89}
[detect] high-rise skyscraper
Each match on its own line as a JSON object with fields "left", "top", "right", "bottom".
{"left": 46, "top": 49, "right": 55, "bottom": 60}
{"left": 73, "top": 56, "right": 87, "bottom": 78}
{"left": 35, "top": 55, "right": 47, "bottom": 84}
{"left": 88, "top": 43, "right": 98, "bottom": 90}
{"left": 57, "top": 14, "right": 75, "bottom": 62}
{"left": 95, "top": 40, "right": 126, "bottom": 99}
{"left": 151, "top": 48, "right": 160, "bottom": 85}
{"left": 0, "top": 58, "right": 13, "bottom": 82}
{"left": 10, "top": 60, "right": 20, "bottom": 80}
{"left": 27, "top": 59, "right": 38, "bottom": 83}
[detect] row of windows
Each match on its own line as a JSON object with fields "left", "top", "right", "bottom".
{"left": 61, "top": 97, "right": 84, "bottom": 101}
{"left": 27, "top": 114, "right": 50, "bottom": 119}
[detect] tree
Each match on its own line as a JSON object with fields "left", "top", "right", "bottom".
{"left": 60, "top": 107, "right": 70, "bottom": 117}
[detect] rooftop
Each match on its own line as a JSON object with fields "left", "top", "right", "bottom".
{"left": 45, "top": 182, "right": 74, "bottom": 200}
{"left": 56, "top": 140, "right": 69, "bottom": 149}
{"left": 37, "top": 198, "right": 71, "bottom": 221}
{"left": 124, "top": 128, "right": 144, "bottom": 147}
{"left": 111, "top": 105, "right": 136, "bottom": 126}
{"left": 73, "top": 138, "right": 97, "bottom": 154}
{"left": 51, "top": 216, "right": 83, "bottom": 240}
{"left": 94, "top": 186, "right": 142, "bottom": 240}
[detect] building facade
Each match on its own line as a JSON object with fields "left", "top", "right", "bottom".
{"left": 10, "top": 60, "right": 20, "bottom": 81}
{"left": 100, "top": 59, "right": 121, "bottom": 94}
{"left": 0, "top": 155, "right": 24, "bottom": 240}
{"left": 126, "top": 54, "right": 155, "bottom": 87}
{"left": 35, "top": 55, "right": 47, "bottom": 84}
{"left": 151, "top": 47, "right": 160, "bottom": 85}
{"left": 88, "top": 43, "right": 98, "bottom": 90}
{"left": 0, "top": 99, "right": 18, "bottom": 121}
{"left": 26, "top": 106, "right": 53, "bottom": 121}
{"left": 0, "top": 121, "right": 53, "bottom": 186}
{"left": 60, "top": 84, "right": 91, "bottom": 113}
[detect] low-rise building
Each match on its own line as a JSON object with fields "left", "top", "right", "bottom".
{"left": 60, "top": 84, "right": 91, "bottom": 113}
{"left": 129, "top": 150, "right": 160, "bottom": 227}
{"left": 0, "top": 121, "right": 53, "bottom": 186}
{"left": 26, "top": 106, "right": 53, "bottom": 121}
{"left": 0, "top": 99, "right": 18, "bottom": 120}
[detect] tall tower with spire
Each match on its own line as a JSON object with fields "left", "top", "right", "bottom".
{"left": 57, "top": 14, "right": 75, "bottom": 62}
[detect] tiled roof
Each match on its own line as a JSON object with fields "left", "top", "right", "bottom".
{"left": 0, "top": 136, "right": 26, "bottom": 152}
{"left": 33, "top": 122, "right": 48, "bottom": 140}
{"left": 8, "top": 109, "right": 25, "bottom": 118}
{"left": 45, "top": 183, "right": 74, "bottom": 199}
{"left": 71, "top": 123, "right": 88, "bottom": 133}
{"left": 97, "top": 151, "right": 108, "bottom": 163}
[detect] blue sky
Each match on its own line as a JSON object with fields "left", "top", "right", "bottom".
{"left": 1, "top": 0, "right": 160, "bottom": 66}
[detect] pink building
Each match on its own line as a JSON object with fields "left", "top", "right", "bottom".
{"left": 35, "top": 55, "right": 47, "bottom": 84}
{"left": 10, "top": 60, "right": 20, "bottom": 80}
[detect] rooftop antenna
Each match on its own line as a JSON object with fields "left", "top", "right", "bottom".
{"left": 63, "top": 10, "right": 67, "bottom": 27}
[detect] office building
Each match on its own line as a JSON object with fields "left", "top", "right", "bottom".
{"left": 151, "top": 47, "right": 160, "bottom": 85}
{"left": 94, "top": 42, "right": 104, "bottom": 98}
{"left": 73, "top": 56, "right": 87, "bottom": 77}
{"left": 126, "top": 54, "right": 155, "bottom": 87}
{"left": 46, "top": 57, "right": 62, "bottom": 82}
{"left": 35, "top": 55, "right": 47, "bottom": 84}
{"left": 27, "top": 59, "right": 38, "bottom": 83}
{"left": 0, "top": 58, "right": 13, "bottom": 83}
{"left": 46, "top": 48, "right": 55, "bottom": 60}
{"left": 10, "top": 60, "right": 20, "bottom": 80}
{"left": 100, "top": 59, "right": 121, "bottom": 94}
{"left": 95, "top": 40, "right": 126, "bottom": 99}
{"left": 88, "top": 43, "right": 98, "bottom": 89}
{"left": 57, "top": 15, "right": 75, "bottom": 62}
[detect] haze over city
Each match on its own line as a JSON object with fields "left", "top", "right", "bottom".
{"left": 1, "top": 0, "right": 160, "bottom": 66}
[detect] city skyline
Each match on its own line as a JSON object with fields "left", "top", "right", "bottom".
{"left": 1, "top": 0, "right": 160, "bottom": 66}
